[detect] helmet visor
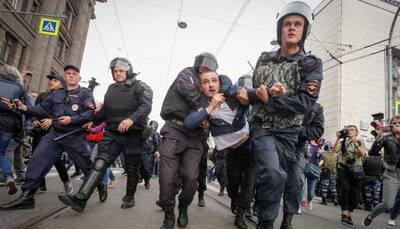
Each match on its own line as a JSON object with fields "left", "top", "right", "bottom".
{"left": 194, "top": 56, "right": 218, "bottom": 71}
{"left": 110, "top": 60, "right": 131, "bottom": 71}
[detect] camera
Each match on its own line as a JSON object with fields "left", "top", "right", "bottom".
{"left": 338, "top": 128, "right": 348, "bottom": 139}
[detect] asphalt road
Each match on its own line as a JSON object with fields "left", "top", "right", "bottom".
{"left": 0, "top": 168, "right": 392, "bottom": 229}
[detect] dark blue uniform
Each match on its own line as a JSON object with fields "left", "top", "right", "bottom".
{"left": 22, "top": 87, "right": 95, "bottom": 191}
{"left": 249, "top": 50, "right": 323, "bottom": 222}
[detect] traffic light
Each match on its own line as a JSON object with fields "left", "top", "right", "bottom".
{"left": 370, "top": 113, "right": 384, "bottom": 137}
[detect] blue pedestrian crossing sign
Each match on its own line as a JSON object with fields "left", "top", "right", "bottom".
{"left": 39, "top": 18, "right": 60, "bottom": 36}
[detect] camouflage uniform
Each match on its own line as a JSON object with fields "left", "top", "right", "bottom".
{"left": 249, "top": 50, "right": 323, "bottom": 221}
{"left": 320, "top": 151, "right": 337, "bottom": 203}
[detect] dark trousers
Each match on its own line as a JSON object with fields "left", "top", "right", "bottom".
{"left": 140, "top": 152, "right": 153, "bottom": 180}
{"left": 97, "top": 131, "right": 143, "bottom": 197}
{"left": 215, "top": 149, "right": 227, "bottom": 189}
{"left": 32, "top": 134, "right": 69, "bottom": 187}
{"left": 198, "top": 145, "right": 208, "bottom": 194}
{"left": 159, "top": 122, "right": 204, "bottom": 211}
{"left": 252, "top": 126, "right": 299, "bottom": 221}
{"left": 337, "top": 167, "right": 360, "bottom": 212}
{"left": 226, "top": 139, "right": 256, "bottom": 209}
{"left": 22, "top": 130, "right": 92, "bottom": 190}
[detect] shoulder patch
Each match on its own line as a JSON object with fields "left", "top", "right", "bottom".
{"left": 306, "top": 80, "right": 319, "bottom": 95}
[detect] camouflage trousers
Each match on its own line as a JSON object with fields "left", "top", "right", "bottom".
{"left": 320, "top": 173, "right": 337, "bottom": 200}
{"left": 364, "top": 178, "right": 382, "bottom": 207}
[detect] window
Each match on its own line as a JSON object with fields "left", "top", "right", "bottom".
{"left": 1, "top": 33, "right": 15, "bottom": 63}
{"left": 30, "top": 1, "right": 40, "bottom": 30}
{"left": 63, "top": 45, "right": 69, "bottom": 62}
{"left": 55, "top": 38, "right": 64, "bottom": 60}
{"left": 11, "top": 0, "right": 23, "bottom": 11}
{"left": 63, "top": 1, "right": 75, "bottom": 30}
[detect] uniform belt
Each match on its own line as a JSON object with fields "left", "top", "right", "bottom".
{"left": 167, "top": 118, "right": 184, "bottom": 126}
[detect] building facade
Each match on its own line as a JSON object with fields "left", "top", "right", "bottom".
{"left": 306, "top": 0, "right": 400, "bottom": 144}
{"left": 0, "top": 0, "right": 105, "bottom": 92}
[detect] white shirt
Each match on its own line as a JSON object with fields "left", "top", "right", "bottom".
{"left": 210, "top": 102, "right": 249, "bottom": 150}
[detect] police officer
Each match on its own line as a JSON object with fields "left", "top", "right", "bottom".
{"left": 58, "top": 57, "right": 153, "bottom": 213}
{"left": 141, "top": 120, "right": 161, "bottom": 189}
{"left": 0, "top": 65, "right": 102, "bottom": 210}
{"left": 158, "top": 52, "right": 218, "bottom": 229}
{"left": 236, "top": 2, "right": 322, "bottom": 228}
{"left": 294, "top": 103, "right": 324, "bottom": 217}
{"left": 31, "top": 73, "right": 73, "bottom": 194}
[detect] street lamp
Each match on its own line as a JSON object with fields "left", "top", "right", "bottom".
{"left": 177, "top": 21, "right": 187, "bottom": 29}
{"left": 386, "top": 6, "right": 400, "bottom": 121}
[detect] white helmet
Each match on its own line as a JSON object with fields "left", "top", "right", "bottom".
{"left": 276, "top": 1, "right": 314, "bottom": 47}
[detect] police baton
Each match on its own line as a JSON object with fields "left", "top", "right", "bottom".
{"left": 53, "top": 128, "right": 85, "bottom": 141}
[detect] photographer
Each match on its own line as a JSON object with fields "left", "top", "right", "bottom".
{"left": 363, "top": 115, "right": 400, "bottom": 227}
{"left": 333, "top": 125, "right": 365, "bottom": 225}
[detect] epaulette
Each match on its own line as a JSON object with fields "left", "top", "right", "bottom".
{"left": 301, "top": 54, "right": 321, "bottom": 70}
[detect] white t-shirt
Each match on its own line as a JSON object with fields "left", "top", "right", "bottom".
{"left": 210, "top": 102, "right": 249, "bottom": 150}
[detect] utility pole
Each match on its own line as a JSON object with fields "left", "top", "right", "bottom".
{"left": 386, "top": 6, "right": 400, "bottom": 121}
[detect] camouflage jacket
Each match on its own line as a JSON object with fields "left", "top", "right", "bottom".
{"left": 249, "top": 49, "right": 323, "bottom": 129}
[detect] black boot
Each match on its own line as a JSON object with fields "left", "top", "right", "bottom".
{"left": 280, "top": 213, "right": 293, "bottom": 229}
{"left": 198, "top": 191, "right": 205, "bottom": 207}
{"left": 234, "top": 207, "right": 248, "bottom": 229}
{"left": 144, "top": 178, "right": 150, "bottom": 189}
{"left": 177, "top": 206, "right": 189, "bottom": 227}
{"left": 125, "top": 159, "right": 139, "bottom": 197}
{"left": 97, "top": 182, "right": 107, "bottom": 203}
{"left": 58, "top": 159, "right": 107, "bottom": 213}
{"left": 218, "top": 186, "right": 225, "bottom": 196}
{"left": 0, "top": 188, "right": 36, "bottom": 210}
{"left": 121, "top": 195, "right": 135, "bottom": 209}
{"left": 156, "top": 200, "right": 162, "bottom": 208}
{"left": 160, "top": 210, "right": 175, "bottom": 229}
{"left": 319, "top": 197, "right": 327, "bottom": 205}
{"left": 231, "top": 199, "right": 238, "bottom": 214}
{"left": 257, "top": 220, "right": 274, "bottom": 229}
{"left": 332, "top": 197, "right": 338, "bottom": 206}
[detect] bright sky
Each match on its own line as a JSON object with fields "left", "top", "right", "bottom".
{"left": 80, "top": 0, "right": 323, "bottom": 124}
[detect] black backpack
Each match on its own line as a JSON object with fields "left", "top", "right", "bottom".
{"left": 363, "top": 156, "right": 383, "bottom": 177}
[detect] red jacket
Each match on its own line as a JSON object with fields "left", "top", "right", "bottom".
{"left": 86, "top": 131, "right": 104, "bottom": 143}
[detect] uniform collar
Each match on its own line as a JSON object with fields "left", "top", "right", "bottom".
{"left": 67, "top": 86, "right": 81, "bottom": 93}
{"left": 272, "top": 49, "right": 306, "bottom": 62}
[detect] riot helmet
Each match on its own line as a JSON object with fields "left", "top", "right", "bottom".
{"left": 276, "top": 1, "right": 314, "bottom": 47}
{"left": 193, "top": 52, "right": 218, "bottom": 72}
{"left": 109, "top": 57, "right": 135, "bottom": 80}
{"left": 237, "top": 74, "right": 253, "bottom": 89}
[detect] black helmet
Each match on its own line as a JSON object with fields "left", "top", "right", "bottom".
{"left": 149, "top": 120, "right": 159, "bottom": 132}
{"left": 276, "top": 1, "right": 314, "bottom": 47}
{"left": 109, "top": 57, "right": 135, "bottom": 80}
{"left": 236, "top": 74, "right": 253, "bottom": 89}
{"left": 193, "top": 52, "right": 218, "bottom": 72}
{"left": 323, "top": 141, "right": 333, "bottom": 152}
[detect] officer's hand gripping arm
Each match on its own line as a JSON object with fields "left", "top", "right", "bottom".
{"left": 261, "top": 57, "right": 323, "bottom": 115}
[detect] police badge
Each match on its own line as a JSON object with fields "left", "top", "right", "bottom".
{"left": 71, "top": 104, "right": 79, "bottom": 111}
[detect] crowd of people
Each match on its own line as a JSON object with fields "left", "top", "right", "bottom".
{"left": 0, "top": 1, "right": 398, "bottom": 229}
